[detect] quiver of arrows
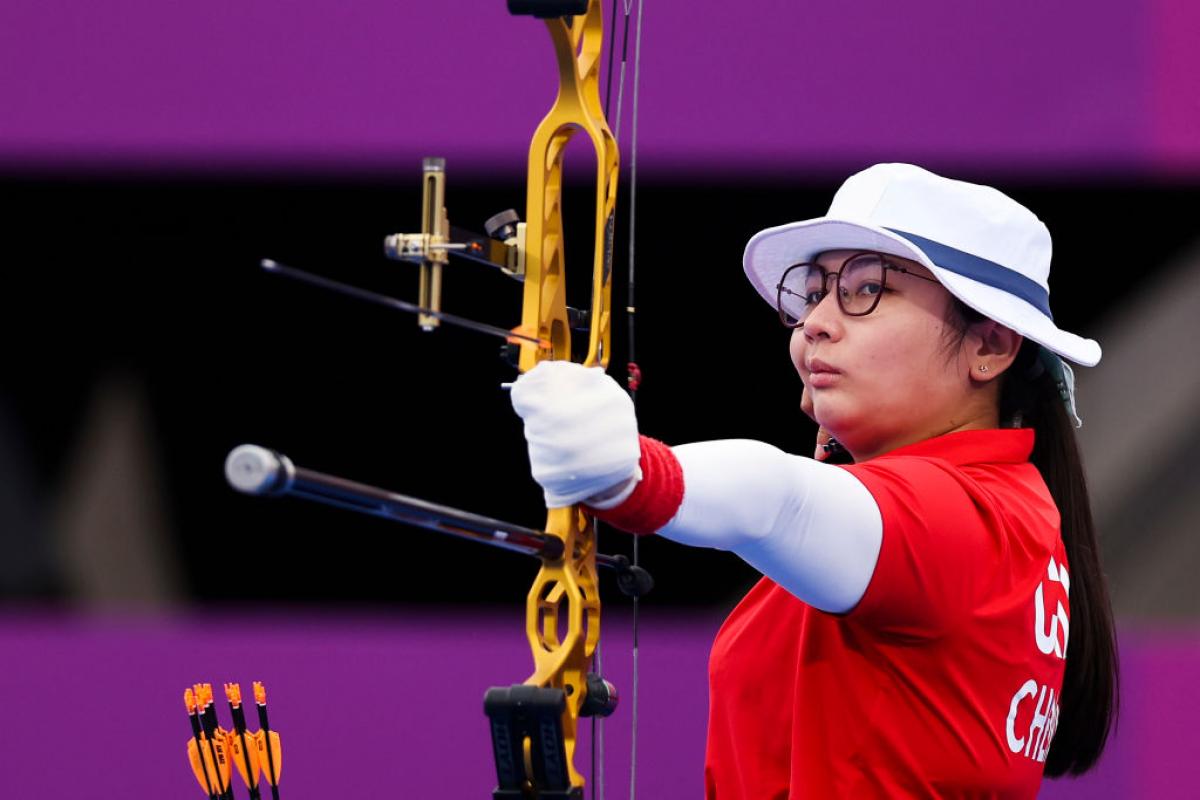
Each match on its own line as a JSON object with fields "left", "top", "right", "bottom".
{"left": 183, "top": 682, "right": 281, "bottom": 800}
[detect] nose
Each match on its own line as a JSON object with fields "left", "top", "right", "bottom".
{"left": 802, "top": 289, "right": 842, "bottom": 342}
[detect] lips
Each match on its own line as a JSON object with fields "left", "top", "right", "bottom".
{"left": 805, "top": 358, "right": 841, "bottom": 388}
{"left": 806, "top": 358, "right": 841, "bottom": 375}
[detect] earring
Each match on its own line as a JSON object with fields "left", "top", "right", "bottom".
{"left": 978, "top": 365, "right": 989, "bottom": 373}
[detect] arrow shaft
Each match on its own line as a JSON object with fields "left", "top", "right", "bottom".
{"left": 258, "top": 706, "right": 280, "bottom": 794}
{"left": 238, "top": 729, "right": 260, "bottom": 800}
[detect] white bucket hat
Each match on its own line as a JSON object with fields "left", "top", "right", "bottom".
{"left": 743, "top": 163, "right": 1102, "bottom": 368}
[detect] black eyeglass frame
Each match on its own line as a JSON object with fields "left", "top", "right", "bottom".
{"left": 774, "top": 251, "right": 940, "bottom": 329}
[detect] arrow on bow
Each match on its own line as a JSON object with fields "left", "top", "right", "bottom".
{"left": 229, "top": 0, "right": 647, "bottom": 797}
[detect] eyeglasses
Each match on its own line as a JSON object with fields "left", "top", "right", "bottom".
{"left": 775, "top": 252, "right": 940, "bottom": 328}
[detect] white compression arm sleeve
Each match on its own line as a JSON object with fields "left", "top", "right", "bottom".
{"left": 658, "top": 440, "right": 883, "bottom": 613}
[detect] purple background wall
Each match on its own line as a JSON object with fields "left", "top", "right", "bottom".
{"left": 3, "top": 2, "right": 1198, "bottom": 797}
{"left": 1, "top": 612, "right": 1196, "bottom": 798}
{"left": 1, "top": 0, "right": 1198, "bottom": 177}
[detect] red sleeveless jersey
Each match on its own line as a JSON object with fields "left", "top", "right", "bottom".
{"left": 704, "top": 429, "right": 1071, "bottom": 798}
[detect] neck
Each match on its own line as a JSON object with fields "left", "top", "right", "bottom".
{"left": 847, "top": 407, "right": 1000, "bottom": 462}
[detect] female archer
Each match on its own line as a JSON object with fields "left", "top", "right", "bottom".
{"left": 510, "top": 163, "right": 1118, "bottom": 798}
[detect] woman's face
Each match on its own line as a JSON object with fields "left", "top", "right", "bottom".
{"left": 789, "top": 249, "right": 1004, "bottom": 461}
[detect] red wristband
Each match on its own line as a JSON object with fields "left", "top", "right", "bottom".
{"left": 585, "top": 435, "right": 684, "bottom": 535}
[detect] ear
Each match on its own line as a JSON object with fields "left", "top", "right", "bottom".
{"left": 966, "top": 321, "right": 1022, "bottom": 384}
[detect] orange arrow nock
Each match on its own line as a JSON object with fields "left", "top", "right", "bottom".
{"left": 506, "top": 324, "right": 552, "bottom": 349}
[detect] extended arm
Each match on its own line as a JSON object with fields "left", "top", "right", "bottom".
{"left": 655, "top": 439, "right": 881, "bottom": 613}
{"left": 510, "top": 362, "right": 883, "bottom": 613}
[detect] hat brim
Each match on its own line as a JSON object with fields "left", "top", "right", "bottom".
{"left": 743, "top": 218, "right": 1101, "bottom": 367}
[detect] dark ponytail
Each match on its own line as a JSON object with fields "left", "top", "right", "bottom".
{"left": 950, "top": 303, "right": 1119, "bottom": 776}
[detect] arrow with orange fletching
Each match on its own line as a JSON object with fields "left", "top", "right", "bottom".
{"left": 252, "top": 682, "right": 282, "bottom": 800}
{"left": 185, "top": 688, "right": 219, "bottom": 800}
{"left": 186, "top": 684, "right": 232, "bottom": 799}
{"left": 224, "top": 683, "right": 263, "bottom": 800}
{"left": 201, "top": 684, "right": 235, "bottom": 799}
{"left": 204, "top": 684, "right": 236, "bottom": 799}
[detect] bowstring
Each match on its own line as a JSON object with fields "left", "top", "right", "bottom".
{"left": 625, "top": 4, "right": 644, "bottom": 800}
{"left": 597, "top": 1, "right": 644, "bottom": 800}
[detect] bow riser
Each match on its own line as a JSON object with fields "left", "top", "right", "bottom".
{"left": 517, "top": 4, "right": 618, "bottom": 794}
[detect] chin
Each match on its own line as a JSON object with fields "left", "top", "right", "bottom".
{"left": 812, "top": 399, "right": 863, "bottom": 444}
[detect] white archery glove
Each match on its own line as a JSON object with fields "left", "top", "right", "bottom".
{"left": 509, "top": 361, "right": 642, "bottom": 508}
